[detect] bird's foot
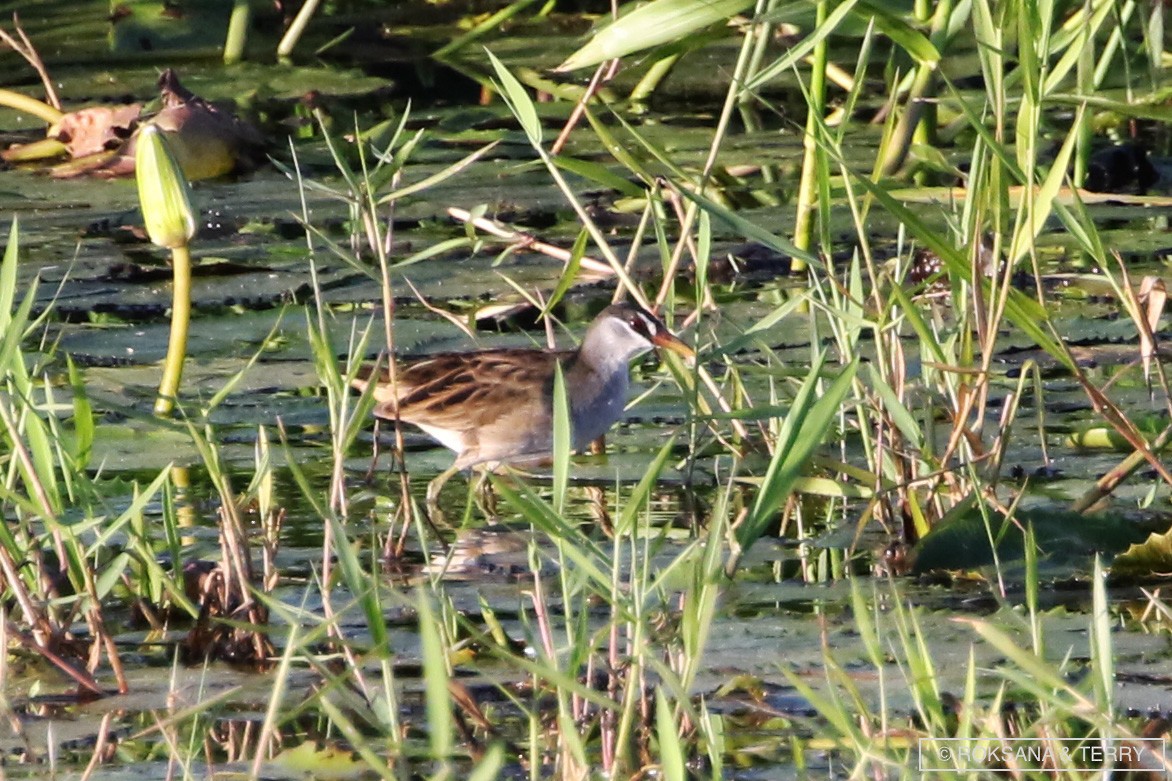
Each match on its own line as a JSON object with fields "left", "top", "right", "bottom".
{"left": 473, "top": 471, "right": 499, "bottom": 519}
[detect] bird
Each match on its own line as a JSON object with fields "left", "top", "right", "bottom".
{"left": 351, "top": 301, "right": 694, "bottom": 502}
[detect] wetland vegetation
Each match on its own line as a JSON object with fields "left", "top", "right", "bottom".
{"left": 3, "top": 0, "right": 1172, "bottom": 778}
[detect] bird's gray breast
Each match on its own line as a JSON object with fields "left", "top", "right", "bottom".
{"left": 569, "top": 368, "right": 629, "bottom": 449}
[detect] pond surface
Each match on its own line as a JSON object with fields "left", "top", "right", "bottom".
{"left": 4, "top": 2, "right": 1172, "bottom": 778}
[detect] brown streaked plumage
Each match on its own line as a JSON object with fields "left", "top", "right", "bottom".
{"left": 352, "top": 302, "right": 694, "bottom": 470}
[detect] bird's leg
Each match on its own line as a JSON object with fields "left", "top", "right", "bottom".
{"left": 426, "top": 464, "right": 461, "bottom": 521}
{"left": 363, "top": 419, "right": 383, "bottom": 483}
{"left": 588, "top": 435, "right": 606, "bottom": 456}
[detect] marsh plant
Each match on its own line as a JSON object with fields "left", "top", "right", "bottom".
{"left": 2, "top": 0, "right": 1172, "bottom": 776}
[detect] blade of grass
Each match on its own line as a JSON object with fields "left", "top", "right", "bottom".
{"left": 551, "top": 364, "right": 570, "bottom": 517}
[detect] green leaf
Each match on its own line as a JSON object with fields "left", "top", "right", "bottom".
{"left": 656, "top": 690, "right": 687, "bottom": 781}
{"left": 739, "top": 356, "right": 858, "bottom": 549}
{"left": 552, "top": 363, "right": 570, "bottom": 516}
{"left": 1007, "top": 105, "right": 1083, "bottom": 267}
{"left": 66, "top": 355, "right": 94, "bottom": 469}
{"left": 583, "top": 107, "right": 657, "bottom": 180}
{"left": 552, "top": 155, "right": 647, "bottom": 198}
{"left": 417, "top": 588, "right": 453, "bottom": 762}
{"left": 1090, "top": 555, "right": 1113, "bottom": 709}
{"left": 887, "top": 283, "right": 948, "bottom": 364}
{"left": 376, "top": 141, "right": 502, "bottom": 205}
{"left": 1043, "top": 0, "right": 1114, "bottom": 93}
{"left": 0, "top": 217, "right": 16, "bottom": 334}
{"left": 327, "top": 512, "right": 388, "bottom": 650}
{"left": 546, "top": 230, "right": 588, "bottom": 315}
{"left": 485, "top": 49, "right": 542, "bottom": 146}
{"left": 95, "top": 552, "right": 131, "bottom": 600}
{"left": 0, "top": 222, "right": 39, "bottom": 382}
{"left": 853, "top": 0, "right": 940, "bottom": 63}
{"left": 556, "top": 0, "right": 754, "bottom": 72}
{"left": 696, "top": 210, "right": 711, "bottom": 294}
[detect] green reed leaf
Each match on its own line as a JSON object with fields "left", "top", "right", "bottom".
{"left": 557, "top": 0, "right": 753, "bottom": 72}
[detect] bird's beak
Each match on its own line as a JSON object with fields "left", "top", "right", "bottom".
{"left": 652, "top": 331, "right": 695, "bottom": 360}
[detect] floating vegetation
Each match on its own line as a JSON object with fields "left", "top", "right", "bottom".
{"left": 2, "top": 0, "right": 1172, "bottom": 777}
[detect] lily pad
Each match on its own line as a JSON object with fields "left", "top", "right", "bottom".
{"left": 109, "top": 0, "right": 234, "bottom": 56}
{"left": 1110, "top": 528, "right": 1172, "bottom": 578}
{"left": 912, "top": 504, "right": 1150, "bottom": 573}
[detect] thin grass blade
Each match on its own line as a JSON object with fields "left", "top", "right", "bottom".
{"left": 418, "top": 587, "right": 454, "bottom": 763}
{"left": 552, "top": 364, "right": 570, "bottom": 516}
{"left": 656, "top": 689, "right": 687, "bottom": 781}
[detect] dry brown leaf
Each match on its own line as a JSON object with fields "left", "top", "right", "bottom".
{"left": 49, "top": 104, "right": 141, "bottom": 157}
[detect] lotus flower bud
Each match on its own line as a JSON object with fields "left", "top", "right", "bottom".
{"left": 135, "top": 124, "right": 195, "bottom": 249}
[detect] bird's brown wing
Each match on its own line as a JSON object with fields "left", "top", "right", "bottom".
{"left": 353, "top": 349, "right": 568, "bottom": 432}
